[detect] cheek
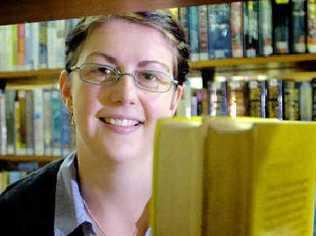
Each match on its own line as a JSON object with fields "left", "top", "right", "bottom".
{"left": 72, "top": 85, "right": 100, "bottom": 126}
{"left": 143, "top": 94, "right": 173, "bottom": 124}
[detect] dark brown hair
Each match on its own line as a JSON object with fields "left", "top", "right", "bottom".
{"left": 65, "top": 11, "right": 190, "bottom": 85}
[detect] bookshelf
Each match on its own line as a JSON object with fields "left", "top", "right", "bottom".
{"left": 0, "top": 155, "right": 60, "bottom": 163}
{"left": 0, "top": 0, "right": 238, "bottom": 25}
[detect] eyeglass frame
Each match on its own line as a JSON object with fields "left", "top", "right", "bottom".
{"left": 69, "top": 63, "right": 179, "bottom": 93}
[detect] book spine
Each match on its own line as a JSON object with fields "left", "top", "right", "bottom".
{"left": 199, "top": 5, "right": 209, "bottom": 60}
{"left": 267, "top": 79, "right": 283, "bottom": 119}
{"left": 5, "top": 90, "right": 16, "bottom": 154}
{"left": 227, "top": 80, "right": 248, "bottom": 117}
{"left": 248, "top": 80, "right": 267, "bottom": 117}
{"left": 25, "top": 90, "right": 34, "bottom": 155}
{"left": 24, "top": 23, "right": 32, "bottom": 70}
{"left": 307, "top": 0, "right": 316, "bottom": 52}
{"left": 300, "top": 81, "right": 312, "bottom": 120}
{"left": 291, "top": 0, "right": 307, "bottom": 53}
{"left": 207, "top": 4, "right": 232, "bottom": 59}
{"left": 273, "top": 0, "right": 291, "bottom": 54}
{"left": 0, "top": 26, "right": 6, "bottom": 70}
{"left": 16, "top": 91, "right": 27, "bottom": 155}
{"left": 51, "top": 89, "right": 62, "bottom": 156}
{"left": 311, "top": 78, "right": 316, "bottom": 120}
{"left": 231, "top": 1, "right": 244, "bottom": 58}
{"left": 208, "top": 79, "right": 228, "bottom": 116}
{"left": 283, "top": 80, "right": 301, "bottom": 120}
{"left": 188, "top": 6, "right": 200, "bottom": 61}
{"left": 179, "top": 7, "right": 189, "bottom": 44}
{"left": 61, "top": 103, "right": 73, "bottom": 156}
{"left": 33, "top": 89, "right": 44, "bottom": 156}
{"left": 17, "top": 23, "right": 25, "bottom": 69}
{"left": 39, "top": 22, "right": 48, "bottom": 68}
{"left": 31, "top": 23, "right": 39, "bottom": 69}
{"left": 43, "top": 89, "right": 52, "bottom": 156}
{"left": 258, "top": 0, "right": 273, "bottom": 56}
{"left": 55, "top": 20, "right": 66, "bottom": 68}
{"left": 243, "top": 0, "right": 259, "bottom": 57}
{"left": 0, "top": 89, "right": 6, "bottom": 155}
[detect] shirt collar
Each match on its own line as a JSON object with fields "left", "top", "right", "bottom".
{"left": 54, "top": 152, "right": 96, "bottom": 235}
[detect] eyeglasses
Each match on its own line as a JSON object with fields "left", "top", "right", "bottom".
{"left": 69, "top": 63, "right": 178, "bottom": 93}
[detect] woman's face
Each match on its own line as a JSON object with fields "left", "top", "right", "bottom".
{"left": 62, "top": 19, "right": 183, "bottom": 163}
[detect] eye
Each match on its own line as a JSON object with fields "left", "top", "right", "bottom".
{"left": 140, "top": 72, "right": 158, "bottom": 81}
{"left": 97, "top": 66, "right": 113, "bottom": 75}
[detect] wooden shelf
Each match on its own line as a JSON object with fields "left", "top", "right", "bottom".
{"left": 189, "top": 53, "right": 316, "bottom": 70}
{"left": 0, "top": 155, "right": 60, "bottom": 163}
{"left": 0, "top": 0, "right": 237, "bottom": 25}
{"left": 0, "top": 68, "right": 61, "bottom": 80}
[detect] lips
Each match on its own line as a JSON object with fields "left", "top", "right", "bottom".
{"left": 99, "top": 117, "right": 143, "bottom": 127}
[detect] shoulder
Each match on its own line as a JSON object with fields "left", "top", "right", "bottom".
{"left": 0, "top": 159, "right": 64, "bottom": 234}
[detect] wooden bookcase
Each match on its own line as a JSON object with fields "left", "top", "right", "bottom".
{"left": 1, "top": 0, "right": 316, "bottom": 163}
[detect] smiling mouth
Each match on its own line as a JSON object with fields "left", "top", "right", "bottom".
{"left": 98, "top": 117, "right": 143, "bottom": 127}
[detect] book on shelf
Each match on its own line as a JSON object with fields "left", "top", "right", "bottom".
{"left": 152, "top": 116, "right": 316, "bottom": 236}
{"left": 231, "top": 1, "right": 244, "bottom": 58}
{"left": 291, "top": 0, "right": 307, "bottom": 53}
{"left": 243, "top": 0, "right": 259, "bottom": 57}
{"left": 307, "top": 0, "right": 316, "bottom": 52}
{"left": 0, "top": 87, "right": 74, "bottom": 157}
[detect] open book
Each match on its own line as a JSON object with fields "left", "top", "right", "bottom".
{"left": 152, "top": 117, "right": 316, "bottom": 236}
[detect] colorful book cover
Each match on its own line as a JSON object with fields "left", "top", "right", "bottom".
{"left": 258, "top": 0, "right": 273, "bottom": 56}
{"left": 243, "top": 0, "right": 259, "bottom": 57}
{"left": 25, "top": 22, "right": 39, "bottom": 69}
{"left": 188, "top": 6, "right": 200, "bottom": 61}
{"left": 273, "top": 0, "right": 291, "bottom": 54}
{"left": 291, "top": 0, "right": 307, "bottom": 53}
{"left": 231, "top": 1, "right": 244, "bottom": 58}
{"left": 283, "top": 80, "right": 301, "bottom": 120}
{"left": 207, "top": 4, "right": 232, "bottom": 59}
{"left": 307, "top": 0, "right": 316, "bottom": 52}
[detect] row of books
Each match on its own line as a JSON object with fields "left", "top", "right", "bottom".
{"left": 152, "top": 117, "right": 316, "bottom": 235}
{"left": 0, "top": 18, "right": 79, "bottom": 71}
{"left": 0, "top": 88, "right": 75, "bottom": 157}
{"left": 0, "top": 171, "right": 27, "bottom": 193}
{"left": 177, "top": 75, "right": 315, "bottom": 121}
{"left": 176, "top": 0, "right": 316, "bottom": 61}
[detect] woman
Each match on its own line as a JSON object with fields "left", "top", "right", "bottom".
{"left": 0, "top": 10, "right": 190, "bottom": 236}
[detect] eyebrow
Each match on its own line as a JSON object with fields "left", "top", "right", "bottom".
{"left": 86, "top": 52, "right": 118, "bottom": 65}
{"left": 85, "top": 52, "right": 171, "bottom": 73}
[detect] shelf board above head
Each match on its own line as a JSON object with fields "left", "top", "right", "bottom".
{"left": 0, "top": 155, "right": 60, "bottom": 163}
{"left": 0, "top": 0, "right": 237, "bottom": 25}
{"left": 189, "top": 53, "right": 316, "bottom": 76}
{"left": 0, "top": 68, "right": 62, "bottom": 89}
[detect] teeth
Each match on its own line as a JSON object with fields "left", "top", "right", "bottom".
{"left": 104, "top": 118, "right": 139, "bottom": 127}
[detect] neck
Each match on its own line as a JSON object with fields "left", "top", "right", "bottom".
{"left": 77, "top": 147, "right": 152, "bottom": 235}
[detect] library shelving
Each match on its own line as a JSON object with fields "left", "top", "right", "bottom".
{"left": 0, "top": 0, "right": 235, "bottom": 25}
{"left": 0, "top": 155, "right": 60, "bottom": 164}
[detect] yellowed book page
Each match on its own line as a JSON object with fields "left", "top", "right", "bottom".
{"left": 152, "top": 117, "right": 203, "bottom": 236}
{"left": 204, "top": 117, "right": 254, "bottom": 236}
{"left": 251, "top": 121, "right": 316, "bottom": 236}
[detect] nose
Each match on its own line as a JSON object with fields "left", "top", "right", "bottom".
{"left": 108, "top": 73, "right": 138, "bottom": 105}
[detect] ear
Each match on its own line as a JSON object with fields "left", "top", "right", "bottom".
{"left": 59, "top": 70, "right": 73, "bottom": 111}
{"left": 169, "top": 85, "right": 184, "bottom": 115}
